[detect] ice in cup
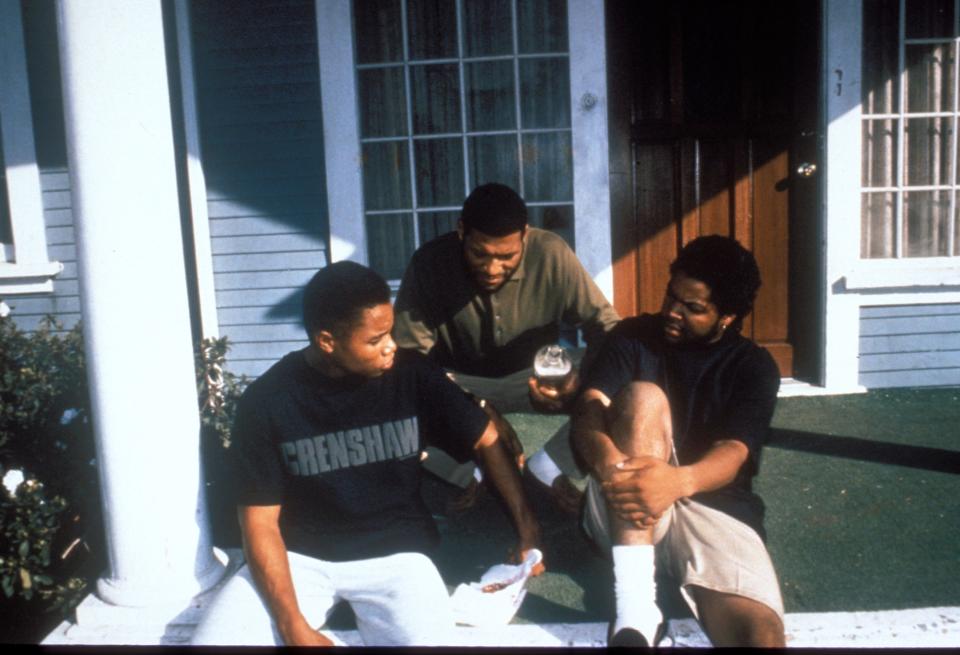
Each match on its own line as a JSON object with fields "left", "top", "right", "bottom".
{"left": 533, "top": 344, "right": 572, "bottom": 388}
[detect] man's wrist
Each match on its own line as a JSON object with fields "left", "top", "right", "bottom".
{"left": 276, "top": 613, "right": 311, "bottom": 641}
{"left": 676, "top": 465, "right": 698, "bottom": 498}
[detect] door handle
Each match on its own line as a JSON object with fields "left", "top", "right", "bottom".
{"left": 796, "top": 162, "right": 817, "bottom": 178}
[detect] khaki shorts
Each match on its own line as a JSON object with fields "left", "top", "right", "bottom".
{"left": 583, "top": 477, "right": 784, "bottom": 621}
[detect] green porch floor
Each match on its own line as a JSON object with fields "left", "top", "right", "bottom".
{"left": 417, "top": 386, "right": 960, "bottom": 626}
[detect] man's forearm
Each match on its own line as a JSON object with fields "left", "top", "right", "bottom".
{"left": 475, "top": 432, "right": 539, "bottom": 546}
{"left": 676, "top": 439, "right": 750, "bottom": 498}
{"left": 239, "top": 508, "right": 311, "bottom": 641}
{"left": 571, "top": 394, "right": 624, "bottom": 477}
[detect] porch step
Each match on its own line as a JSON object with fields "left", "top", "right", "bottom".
{"left": 43, "top": 606, "right": 960, "bottom": 647}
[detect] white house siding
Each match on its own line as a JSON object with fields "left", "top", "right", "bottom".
{"left": 190, "top": 0, "right": 329, "bottom": 378}
{"left": 859, "top": 303, "right": 960, "bottom": 388}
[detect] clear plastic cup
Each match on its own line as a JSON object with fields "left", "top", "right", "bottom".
{"left": 533, "top": 344, "right": 572, "bottom": 388}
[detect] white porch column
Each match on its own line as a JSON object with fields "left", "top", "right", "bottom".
{"left": 56, "top": 0, "right": 224, "bottom": 612}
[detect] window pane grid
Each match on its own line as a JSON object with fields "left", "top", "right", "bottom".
{"left": 355, "top": 0, "right": 574, "bottom": 278}
{"left": 511, "top": 0, "right": 524, "bottom": 199}
{"left": 456, "top": 0, "right": 471, "bottom": 211}
{"left": 864, "top": 111, "right": 958, "bottom": 118}
{"left": 905, "top": 37, "right": 956, "bottom": 45}
{"left": 861, "top": 0, "right": 960, "bottom": 259}
{"left": 357, "top": 52, "right": 571, "bottom": 69}
{"left": 868, "top": 184, "right": 959, "bottom": 191}
{"left": 363, "top": 127, "right": 574, "bottom": 142}
{"left": 400, "top": 0, "right": 420, "bottom": 236}
{"left": 950, "top": 33, "right": 959, "bottom": 255}
{"left": 895, "top": 0, "right": 906, "bottom": 258}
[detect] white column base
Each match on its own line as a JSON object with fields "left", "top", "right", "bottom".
{"left": 93, "top": 557, "right": 226, "bottom": 611}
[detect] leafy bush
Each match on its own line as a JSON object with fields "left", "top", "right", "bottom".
{"left": 0, "top": 316, "right": 101, "bottom": 639}
{"left": 196, "top": 336, "right": 248, "bottom": 549}
{"left": 0, "top": 475, "right": 85, "bottom": 608}
{"left": 195, "top": 336, "right": 247, "bottom": 451}
{"left": 0, "top": 319, "right": 250, "bottom": 641}
{"left": 0, "top": 316, "right": 87, "bottom": 457}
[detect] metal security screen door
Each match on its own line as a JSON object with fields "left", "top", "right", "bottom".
{"left": 862, "top": 0, "right": 960, "bottom": 259}
{"left": 353, "top": 0, "right": 574, "bottom": 281}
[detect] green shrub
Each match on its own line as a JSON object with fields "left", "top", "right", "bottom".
{"left": 0, "top": 319, "right": 249, "bottom": 641}
{"left": 0, "top": 316, "right": 100, "bottom": 633}
{"left": 195, "top": 336, "right": 248, "bottom": 451}
{"left": 196, "top": 336, "right": 248, "bottom": 548}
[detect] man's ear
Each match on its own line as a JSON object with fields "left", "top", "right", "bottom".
{"left": 456, "top": 219, "right": 465, "bottom": 241}
{"left": 314, "top": 329, "right": 337, "bottom": 355}
{"left": 720, "top": 314, "right": 736, "bottom": 331}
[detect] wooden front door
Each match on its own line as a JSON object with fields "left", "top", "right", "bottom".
{"left": 606, "top": 0, "right": 821, "bottom": 378}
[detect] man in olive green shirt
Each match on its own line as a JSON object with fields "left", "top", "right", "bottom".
{"left": 393, "top": 183, "right": 619, "bottom": 510}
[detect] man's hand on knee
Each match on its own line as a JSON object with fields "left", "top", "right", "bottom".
{"left": 601, "top": 457, "right": 689, "bottom": 526}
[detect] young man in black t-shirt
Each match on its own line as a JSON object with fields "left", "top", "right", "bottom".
{"left": 572, "top": 235, "right": 785, "bottom": 648}
{"left": 193, "top": 262, "right": 541, "bottom": 647}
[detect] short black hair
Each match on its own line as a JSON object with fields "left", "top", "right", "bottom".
{"left": 669, "top": 235, "right": 762, "bottom": 329}
{"left": 460, "top": 183, "right": 528, "bottom": 237}
{"left": 302, "top": 261, "right": 391, "bottom": 340}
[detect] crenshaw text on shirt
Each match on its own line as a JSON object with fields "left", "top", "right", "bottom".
{"left": 280, "top": 417, "right": 420, "bottom": 476}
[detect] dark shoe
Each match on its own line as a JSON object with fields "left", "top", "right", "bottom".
{"left": 607, "top": 622, "right": 668, "bottom": 648}
{"left": 446, "top": 477, "right": 482, "bottom": 513}
{"left": 608, "top": 627, "right": 649, "bottom": 648}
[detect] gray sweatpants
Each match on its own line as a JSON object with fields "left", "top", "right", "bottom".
{"left": 191, "top": 551, "right": 456, "bottom": 646}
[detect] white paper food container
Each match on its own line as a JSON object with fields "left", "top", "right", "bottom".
{"left": 449, "top": 549, "right": 543, "bottom": 627}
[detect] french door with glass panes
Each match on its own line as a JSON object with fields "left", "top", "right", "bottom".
{"left": 324, "top": 0, "right": 582, "bottom": 283}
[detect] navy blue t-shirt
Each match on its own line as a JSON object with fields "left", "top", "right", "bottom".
{"left": 229, "top": 348, "right": 489, "bottom": 561}
{"left": 580, "top": 314, "right": 780, "bottom": 539}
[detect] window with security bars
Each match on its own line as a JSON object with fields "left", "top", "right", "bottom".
{"left": 353, "top": 0, "right": 574, "bottom": 280}
{"left": 862, "top": 0, "right": 960, "bottom": 258}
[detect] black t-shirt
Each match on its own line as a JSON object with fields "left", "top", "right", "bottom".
{"left": 229, "top": 348, "right": 489, "bottom": 562}
{"left": 580, "top": 314, "right": 780, "bottom": 539}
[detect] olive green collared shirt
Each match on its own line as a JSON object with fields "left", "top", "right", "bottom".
{"left": 393, "top": 228, "right": 620, "bottom": 377}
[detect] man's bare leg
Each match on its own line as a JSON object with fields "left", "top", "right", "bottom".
{"left": 690, "top": 586, "right": 786, "bottom": 647}
{"left": 604, "top": 382, "right": 673, "bottom": 645}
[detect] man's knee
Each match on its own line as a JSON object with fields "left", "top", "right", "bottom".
{"left": 608, "top": 381, "right": 672, "bottom": 458}
{"left": 730, "top": 607, "right": 784, "bottom": 648}
{"left": 747, "top": 611, "right": 786, "bottom": 648}
{"left": 387, "top": 553, "right": 445, "bottom": 590}
{"left": 691, "top": 586, "right": 785, "bottom": 647}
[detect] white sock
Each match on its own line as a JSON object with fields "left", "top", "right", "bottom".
{"left": 611, "top": 544, "right": 662, "bottom": 641}
{"left": 527, "top": 449, "right": 563, "bottom": 487}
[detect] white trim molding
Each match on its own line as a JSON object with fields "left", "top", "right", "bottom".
{"left": 568, "top": 0, "right": 614, "bottom": 301}
{"left": 843, "top": 258, "right": 960, "bottom": 290}
{"left": 316, "top": 0, "right": 367, "bottom": 265}
{"left": 822, "top": 0, "right": 866, "bottom": 393}
{"left": 173, "top": 0, "right": 219, "bottom": 339}
{"left": 0, "top": 1, "right": 62, "bottom": 294}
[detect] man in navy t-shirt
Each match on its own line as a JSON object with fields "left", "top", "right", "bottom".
{"left": 193, "top": 261, "right": 541, "bottom": 647}
{"left": 572, "top": 235, "right": 785, "bottom": 647}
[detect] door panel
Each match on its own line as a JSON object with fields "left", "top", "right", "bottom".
{"left": 607, "top": 0, "right": 819, "bottom": 377}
